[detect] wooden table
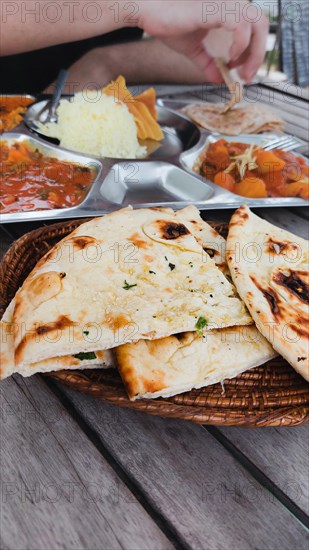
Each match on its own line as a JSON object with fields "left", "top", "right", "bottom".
{"left": 1, "top": 83, "right": 308, "bottom": 550}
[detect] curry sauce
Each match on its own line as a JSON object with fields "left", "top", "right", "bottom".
{"left": 0, "top": 140, "right": 95, "bottom": 213}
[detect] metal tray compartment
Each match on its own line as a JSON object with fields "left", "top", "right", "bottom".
{"left": 101, "top": 162, "right": 213, "bottom": 206}
{"left": 25, "top": 102, "right": 201, "bottom": 161}
{"left": 1, "top": 99, "right": 308, "bottom": 223}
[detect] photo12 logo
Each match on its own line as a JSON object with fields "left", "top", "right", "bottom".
{"left": 202, "top": 2, "right": 303, "bottom": 24}
{"left": 1, "top": 1, "right": 140, "bottom": 25}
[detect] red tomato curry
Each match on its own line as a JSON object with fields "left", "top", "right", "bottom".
{"left": 0, "top": 141, "right": 95, "bottom": 213}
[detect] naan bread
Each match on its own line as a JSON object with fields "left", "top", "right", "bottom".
{"left": 116, "top": 326, "right": 276, "bottom": 400}
{"left": 116, "top": 219, "right": 276, "bottom": 400}
{"left": 227, "top": 206, "right": 309, "bottom": 381}
{"left": 174, "top": 204, "right": 228, "bottom": 274}
{"left": 12, "top": 207, "right": 251, "bottom": 370}
{"left": 181, "top": 103, "right": 284, "bottom": 135}
{"left": 0, "top": 299, "right": 115, "bottom": 379}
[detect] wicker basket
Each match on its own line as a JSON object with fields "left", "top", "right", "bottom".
{"left": 1, "top": 218, "right": 308, "bottom": 427}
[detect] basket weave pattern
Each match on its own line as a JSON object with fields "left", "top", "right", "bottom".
{"left": 1, "top": 218, "right": 308, "bottom": 427}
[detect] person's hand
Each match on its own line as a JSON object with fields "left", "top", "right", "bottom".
{"left": 136, "top": 0, "right": 269, "bottom": 82}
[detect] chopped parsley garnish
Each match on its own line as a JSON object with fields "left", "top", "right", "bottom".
{"left": 123, "top": 280, "right": 137, "bottom": 290}
{"left": 83, "top": 330, "right": 89, "bottom": 336}
{"left": 164, "top": 256, "right": 168, "bottom": 261}
{"left": 149, "top": 270, "right": 156, "bottom": 274}
{"left": 74, "top": 351, "right": 96, "bottom": 361}
{"left": 189, "top": 262, "right": 193, "bottom": 268}
{"left": 195, "top": 317, "right": 208, "bottom": 335}
{"left": 168, "top": 262, "right": 176, "bottom": 271}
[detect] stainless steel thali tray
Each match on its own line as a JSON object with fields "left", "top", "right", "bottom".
{"left": 1, "top": 99, "right": 308, "bottom": 223}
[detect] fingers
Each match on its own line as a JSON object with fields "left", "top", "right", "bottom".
{"left": 229, "top": 20, "right": 252, "bottom": 63}
{"left": 164, "top": 30, "right": 225, "bottom": 83}
{"left": 243, "top": 15, "right": 269, "bottom": 82}
{"left": 195, "top": 54, "right": 225, "bottom": 83}
{"left": 230, "top": 15, "right": 269, "bottom": 83}
{"left": 145, "top": 1, "right": 269, "bottom": 85}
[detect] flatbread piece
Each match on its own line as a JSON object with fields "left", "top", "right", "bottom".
{"left": 227, "top": 205, "right": 309, "bottom": 381}
{"left": 116, "top": 219, "right": 276, "bottom": 400}
{"left": 10, "top": 206, "right": 252, "bottom": 370}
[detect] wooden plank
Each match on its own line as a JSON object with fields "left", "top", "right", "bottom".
{"left": 218, "top": 426, "right": 309, "bottom": 514}
{"left": 0, "top": 376, "right": 172, "bottom": 550}
{"left": 254, "top": 207, "right": 308, "bottom": 239}
{"left": 54, "top": 384, "right": 309, "bottom": 550}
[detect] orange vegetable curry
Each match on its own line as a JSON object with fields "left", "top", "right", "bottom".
{"left": 199, "top": 139, "right": 308, "bottom": 199}
{"left": 0, "top": 141, "right": 95, "bottom": 214}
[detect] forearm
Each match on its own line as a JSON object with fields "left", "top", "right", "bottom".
{"left": 52, "top": 38, "right": 206, "bottom": 93}
{"left": 105, "top": 39, "right": 207, "bottom": 84}
{"left": 0, "top": 1, "right": 131, "bottom": 56}
{"left": 2, "top": 1, "right": 268, "bottom": 84}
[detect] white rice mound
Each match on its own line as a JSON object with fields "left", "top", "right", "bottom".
{"left": 40, "top": 91, "right": 147, "bottom": 159}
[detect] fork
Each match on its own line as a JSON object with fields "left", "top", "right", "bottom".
{"left": 263, "top": 135, "right": 306, "bottom": 152}
{"left": 36, "top": 68, "right": 68, "bottom": 124}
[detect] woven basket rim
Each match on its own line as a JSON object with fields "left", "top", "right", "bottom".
{"left": 1, "top": 217, "right": 308, "bottom": 427}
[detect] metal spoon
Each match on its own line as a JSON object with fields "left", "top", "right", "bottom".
{"left": 37, "top": 68, "right": 68, "bottom": 124}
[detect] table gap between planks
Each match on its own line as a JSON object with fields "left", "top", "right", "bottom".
{"left": 0, "top": 82, "right": 308, "bottom": 550}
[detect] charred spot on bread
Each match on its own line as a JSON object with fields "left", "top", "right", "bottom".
{"left": 266, "top": 238, "right": 298, "bottom": 256}
{"left": 261, "top": 289, "right": 280, "bottom": 315}
{"left": 157, "top": 221, "right": 190, "bottom": 240}
{"left": 175, "top": 333, "right": 187, "bottom": 341}
{"left": 14, "top": 315, "right": 77, "bottom": 364}
{"left": 36, "top": 315, "right": 76, "bottom": 335}
{"left": 127, "top": 232, "right": 149, "bottom": 249}
{"left": 105, "top": 313, "right": 131, "bottom": 330}
{"left": 69, "top": 236, "right": 97, "bottom": 250}
{"left": 250, "top": 276, "right": 280, "bottom": 315}
{"left": 203, "top": 247, "right": 217, "bottom": 258}
{"left": 229, "top": 206, "right": 249, "bottom": 226}
{"left": 140, "top": 375, "right": 166, "bottom": 394}
{"left": 289, "top": 321, "right": 309, "bottom": 339}
{"left": 273, "top": 269, "right": 309, "bottom": 304}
